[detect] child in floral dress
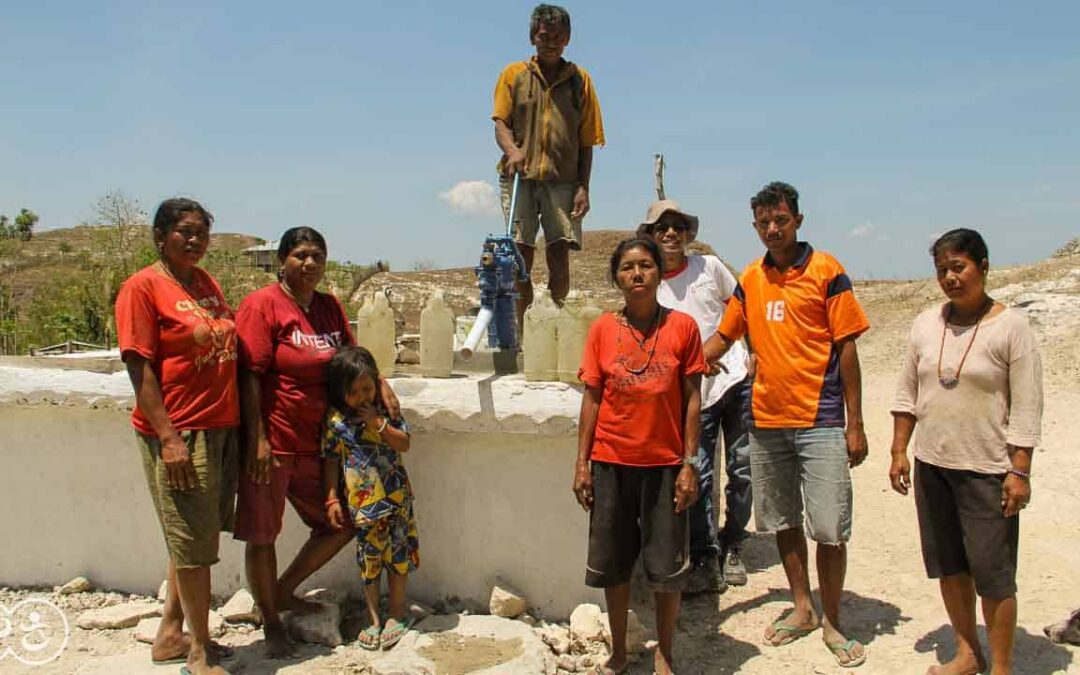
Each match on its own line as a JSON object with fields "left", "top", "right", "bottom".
{"left": 322, "top": 345, "right": 417, "bottom": 650}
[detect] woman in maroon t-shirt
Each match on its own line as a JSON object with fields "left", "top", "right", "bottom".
{"left": 233, "top": 226, "right": 397, "bottom": 657}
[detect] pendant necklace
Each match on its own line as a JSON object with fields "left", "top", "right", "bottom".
{"left": 158, "top": 259, "right": 199, "bottom": 293}
{"left": 158, "top": 260, "right": 217, "bottom": 352}
{"left": 279, "top": 280, "right": 312, "bottom": 313}
{"left": 937, "top": 298, "right": 992, "bottom": 389}
{"left": 616, "top": 306, "right": 662, "bottom": 375}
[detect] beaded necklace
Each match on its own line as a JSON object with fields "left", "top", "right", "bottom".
{"left": 937, "top": 297, "right": 992, "bottom": 389}
{"left": 616, "top": 306, "right": 663, "bottom": 375}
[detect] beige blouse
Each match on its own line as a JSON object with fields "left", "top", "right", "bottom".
{"left": 892, "top": 305, "right": 1043, "bottom": 474}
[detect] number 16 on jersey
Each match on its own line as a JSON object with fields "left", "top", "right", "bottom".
{"left": 765, "top": 300, "right": 785, "bottom": 322}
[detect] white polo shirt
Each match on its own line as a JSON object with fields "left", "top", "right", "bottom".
{"left": 657, "top": 254, "right": 749, "bottom": 409}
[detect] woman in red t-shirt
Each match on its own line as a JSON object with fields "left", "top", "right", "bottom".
{"left": 574, "top": 237, "right": 706, "bottom": 675}
{"left": 115, "top": 198, "right": 237, "bottom": 675}
{"left": 233, "top": 226, "right": 397, "bottom": 658}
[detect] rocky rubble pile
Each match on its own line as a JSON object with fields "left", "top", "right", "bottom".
{"left": 1053, "top": 237, "right": 1080, "bottom": 258}
{"left": 4, "top": 576, "right": 648, "bottom": 674}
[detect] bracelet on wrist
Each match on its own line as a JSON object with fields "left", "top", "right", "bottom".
{"left": 1008, "top": 468, "right": 1031, "bottom": 481}
{"left": 325, "top": 497, "right": 340, "bottom": 507}
{"left": 375, "top": 417, "right": 389, "bottom": 434}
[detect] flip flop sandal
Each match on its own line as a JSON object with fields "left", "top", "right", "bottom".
{"left": 763, "top": 619, "right": 818, "bottom": 646}
{"left": 379, "top": 617, "right": 412, "bottom": 650}
{"left": 826, "top": 639, "right": 867, "bottom": 668}
{"left": 357, "top": 624, "right": 382, "bottom": 651}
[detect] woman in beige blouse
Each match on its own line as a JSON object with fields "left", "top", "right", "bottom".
{"left": 889, "top": 228, "right": 1042, "bottom": 675}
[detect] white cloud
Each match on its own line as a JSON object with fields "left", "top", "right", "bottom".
{"left": 850, "top": 222, "right": 890, "bottom": 242}
{"left": 439, "top": 180, "right": 500, "bottom": 216}
{"left": 849, "top": 223, "right": 874, "bottom": 238}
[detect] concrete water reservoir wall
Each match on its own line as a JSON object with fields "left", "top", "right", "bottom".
{"left": 0, "top": 362, "right": 601, "bottom": 617}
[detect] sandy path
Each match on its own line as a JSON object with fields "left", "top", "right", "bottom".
{"left": 626, "top": 373, "right": 1080, "bottom": 675}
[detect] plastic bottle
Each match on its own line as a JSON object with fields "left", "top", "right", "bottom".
{"left": 580, "top": 292, "right": 604, "bottom": 330}
{"left": 420, "top": 289, "right": 454, "bottom": 377}
{"left": 523, "top": 294, "right": 559, "bottom": 381}
{"left": 557, "top": 291, "right": 587, "bottom": 383}
{"left": 356, "top": 291, "right": 397, "bottom": 376}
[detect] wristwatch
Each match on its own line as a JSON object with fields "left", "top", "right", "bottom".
{"left": 682, "top": 455, "right": 702, "bottom": 471}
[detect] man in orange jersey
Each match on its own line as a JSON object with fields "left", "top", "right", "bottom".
{"left": 492, "top": 4, "right": 605, "bottom": 322}
{"left": 703, "top": 182, "right": 869, "bottom": 668}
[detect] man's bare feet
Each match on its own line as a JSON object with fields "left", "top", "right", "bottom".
{"left": 152, "top": 634, "right": 234, "bottom": 663}
{"left": 263, "top": 622, "right": 295, "bottom": 659}
{"left": 926, "top": 651, "right": 986, "bottom": 675}
{"left": 654, "top": 649, "right": 676, "bottom": 675}
{"left": 592, "top": 654, "right": 628, "bottom": 674}
{"left": 151, "top": 630, "right": 190, "bottom": 662}
{"left": 182, "top": 648, "right": 229, "bottom": 675}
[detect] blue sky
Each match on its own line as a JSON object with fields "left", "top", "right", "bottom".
{"left": 1, "top": 1, "right": 1076, "bottom": 279}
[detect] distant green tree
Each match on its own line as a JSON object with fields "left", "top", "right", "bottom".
{"left": 14, "top": 208, "right": 37, "bottom": 241}
{"left": 0, "top": 215, "right": 9, "bottom": 239}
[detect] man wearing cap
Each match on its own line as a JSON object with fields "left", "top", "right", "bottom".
{"left": 492, "top": 4, "right": 605, "bottom": 323}
{"left": 640, "top": 200, "right": 753, "bottom": 595}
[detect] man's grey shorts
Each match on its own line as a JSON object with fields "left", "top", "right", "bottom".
{"left": 748, "top": 427, "right": 852, "bottom": 544}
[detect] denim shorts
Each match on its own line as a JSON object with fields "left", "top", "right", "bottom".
{"left": 748, "top": 427, "right": 852, "bottom": 544}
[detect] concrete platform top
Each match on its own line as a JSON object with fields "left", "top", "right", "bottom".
{"left": 0, "top": 366, "right": 583, "bottom": 436}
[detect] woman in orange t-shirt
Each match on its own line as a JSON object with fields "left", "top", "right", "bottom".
{"left": 115, "top": 198, "right": 237, "bottom": 675}
{"left": 574, "top": 237, "right": 707, "bottom": 675}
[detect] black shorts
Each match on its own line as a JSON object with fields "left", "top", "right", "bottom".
{"left": 585, "top": 462, "right": 690, "bottom": 591}
{"left": 914, "top": 459, "right": 1019, "bottom": 599}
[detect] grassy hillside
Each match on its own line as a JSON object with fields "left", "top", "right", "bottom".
{"left": 0, "top": 225, "right": 377, "bottom": 354}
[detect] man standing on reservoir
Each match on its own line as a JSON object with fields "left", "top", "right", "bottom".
{"left": 492, "top": 3, "right": 605, "bottom": 322}
{"left": 703, "top": 181, "right": 870, "bottom": 668}
{"left": 640, "top": 200, "right": 753, "bottom": 593}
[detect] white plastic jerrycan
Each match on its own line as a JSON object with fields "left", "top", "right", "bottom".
{"left": 356, "top": 291, "right": 397, "bottom": 376}
{"left": 557, "top": 291, "right": 588, "bottom": 384}
{"left": 523, "top": 293, "right": 560, "bottom": 381}
{"left": 420, "top": 289, "right": 454, "bottom": 378}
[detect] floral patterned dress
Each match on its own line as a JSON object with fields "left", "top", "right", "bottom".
{"left": 322, "top": 406, "right": 419, "bottom": 583}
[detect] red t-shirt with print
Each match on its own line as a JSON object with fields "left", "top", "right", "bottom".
{"left": 578, "top": 309, "right": 708, "bottom": 467}
{"left": 115, "top": 265, "right": 240, "bottom": 436}
{"left": 236, "top": 284, "right": 354, "bottom": 456}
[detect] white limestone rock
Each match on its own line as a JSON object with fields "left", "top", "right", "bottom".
{"left": 133, "top": 611, "right": 226, "bottom": 645}
{"left": 58, "top": 576, "right": 93, "bottom": 595}
{"left": 221, "top": 589, "right": 261, "bottom": 624}
{"left": 133, "top": 617, "right": 159, "bottom": 644}
{"left": 517, "top": 613, "right": 538, "bottom": 627}
{"left": 569, "top": 603, "right": 604, "bottom": 643}
{"left": 157, "top": 580, "right": 169, "bottom": 602}
{"left": 556, "top": 653, "right": 578, "bottom": 671}
{"left": 397, "top": 346, "right": 420, "bottom": 365}
{"left": 76, "top": 600, "right": 162, "bottom": 630}
{"left": 408, "top": 600, "right": 434, "bottom": 622}
{"left": 536, "top": 623, "right": 571, "bottom": 655}
{"left": 283, "top": 601, "right": 341, "bottom": 647}
{"left": 489, "top": 584, "right": 527, "bottom": 618}
{"left": 599, "top": 609, "right": 647, "bottom": 654}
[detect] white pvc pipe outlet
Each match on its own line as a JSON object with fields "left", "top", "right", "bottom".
{"left": 459, "top": 307, "right": 494, "bottom": 360}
